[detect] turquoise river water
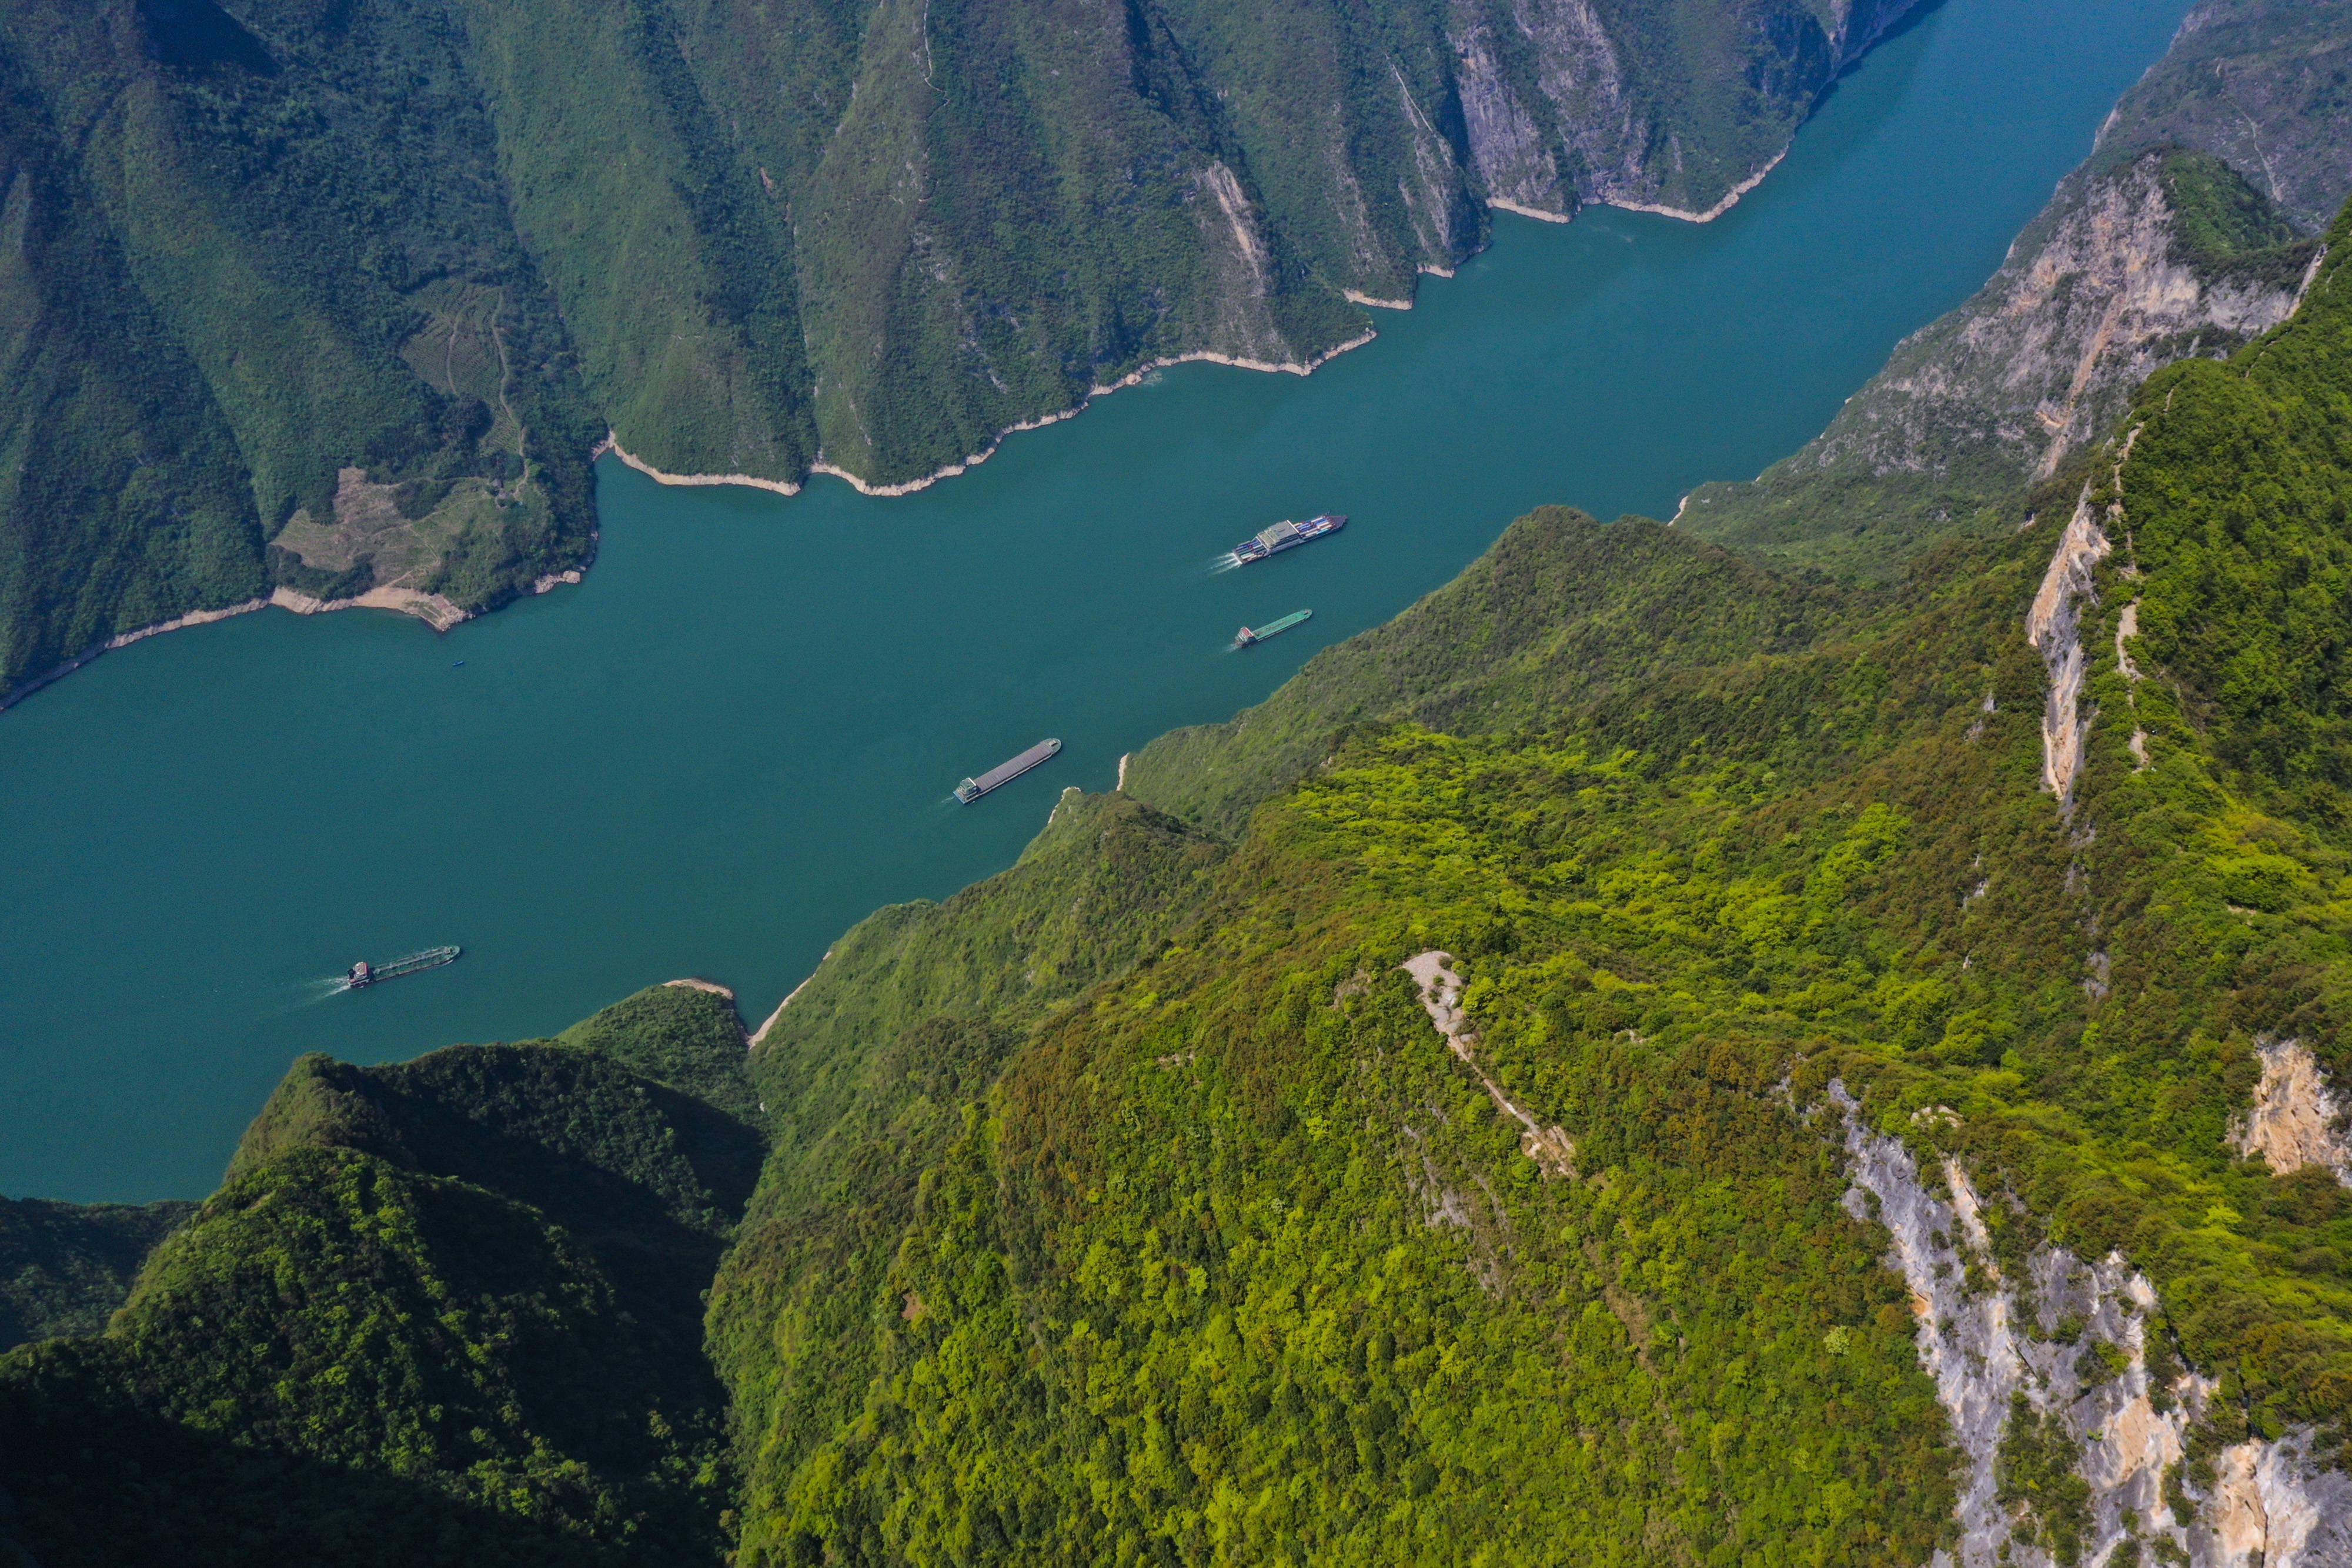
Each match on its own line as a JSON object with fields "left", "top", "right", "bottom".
{"left": 2, "top": 0, "right": 2193, "bottom": 1201}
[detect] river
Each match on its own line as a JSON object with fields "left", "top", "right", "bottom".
{"left": 0, "top": 0, "right": 2191, "bottom": 1201}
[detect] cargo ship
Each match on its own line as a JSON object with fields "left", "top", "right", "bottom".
{"left": 346, "top": 946, "right": 460, "bottom": 989}
{"left": 1235, "top": 609, "right": 1311, "bottom": 647}
{"left": 1231, "top": 513, "right": 1346, "bottom": 565}
{"left": 956, "top": 738, "right": 1062, "bottom": 804}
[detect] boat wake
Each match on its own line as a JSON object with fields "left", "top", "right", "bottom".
{"left": 251, "top": 974, "right": 358, "bottom": 1018}
{"left": 1208, "top": 552, "right": 1242, "bottom": 574}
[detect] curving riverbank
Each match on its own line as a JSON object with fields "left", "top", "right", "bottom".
{"left": 6, "top": 153, "right": 1803, "bottom": 721}
{"left": 597, "top": 434, "right": 803, "bottom": 496}
{"left": 3, "top": 587, "right": 471, "bottom": 712}
{"left": 1602, "top": 149, "right": 1792, "bottom": 225}
{"left": 596, "top": 161, "right": 1801, "bottom": 511}
{"left": 749, "top": 954, "right": 828, "bottom": 1049}
{"left": 799, "top": 332, "right": 1382, "bottom": 498}
{"left": 0, "top": 564, "right": 614, "bottom": 713}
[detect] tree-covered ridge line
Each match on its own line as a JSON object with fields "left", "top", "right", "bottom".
{"left": 0, "top": 0, "right": 1919, "bottom": 700}
{"left": 0, "top": 982, "right": 768, "bottom": 1566}
{"left": 696, "top": 202, "right": 2352, "bottom": 1562}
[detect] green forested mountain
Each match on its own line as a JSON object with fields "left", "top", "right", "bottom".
{"left": 12, "top": 5, "right": 2352, "bottom": 1563}
{"left": 0, "top": 0, "right": 1916, "bottom": 698}
{"left": 0, "top": 983, "right": 764, "bottom": 1565}
{"left": 695, "top": 212, "right": 2352, "bottom": 1562}
{"left": 17, "top": 194, "right": 2352, "bottom": 1566}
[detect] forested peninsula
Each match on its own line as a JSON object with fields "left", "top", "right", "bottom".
{"left": 1, "top": 0, "right": 1918, "bottom": 700}
{"left": 10, "top": 1, "right": 2352, "bottom": 1564}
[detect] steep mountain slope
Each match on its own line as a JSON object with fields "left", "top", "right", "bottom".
{"left": 0, "top": 983, "right": 763, "bottom": 1567}
{"left": 705, "top": 206, "right": 2352, "bottom": 1566}
{"left": 1121, "top": 502, "right": 1847, "bottom": 835}
{"left": 0, "top": 33, "right": 270, "bottom": 690}
{"left": 0, "top": 1197, "right": 193, "bottom": 1350}
{"left": 25, "top": 228, "right": 2352, "bottom": 1549}
{"left": 0, "top": 0, "right": 1918, "bottom": 700}
{"left": 2110, "top": 0, "right": 2352, "bottom": 228}
{"left": 711, "top": 792, "right": 1225, "bottom": 1549}
{"left": 1679, "top": 0, "right": 2352, "bottom": 580}
{"left": 8, "top": 12, "right": 2352, "bottom": 1564}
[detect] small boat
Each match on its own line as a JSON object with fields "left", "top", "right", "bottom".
{"left": 1236, "top": 609, "right": 1312, "bottom": 647}
{"left": 1232, "top": 513, "right": 1345, "bottom": 566}
{"left": 955, "top": 739, "right": 1063, "bottom": 804}
{"left": 346, "top": 947, "right": 462, "bottom": 989}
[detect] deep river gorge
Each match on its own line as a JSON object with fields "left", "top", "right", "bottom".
{"left": 2, "top": 0, "right": 2194, "bottom": 1201}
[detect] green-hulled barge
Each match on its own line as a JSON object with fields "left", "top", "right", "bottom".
{"left": 1235, "top": 609, "right": 1311, "bottom": 647}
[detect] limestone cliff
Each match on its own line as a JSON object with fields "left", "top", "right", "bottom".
{"left": 2234, "top": 1039, "right": 2352, "bottom": 1188}
{"left": 1679, "top": 0, "right": 2351, "bottom": 579}
{"left": 1808, "top": 153, "right": 2308, "bottom": 489}
{"left": 1840, "top": 1089, "right": 2352, "bottom": 1568}
{"left": 1448, "top": 0, "right": 1923, "bottom": 222}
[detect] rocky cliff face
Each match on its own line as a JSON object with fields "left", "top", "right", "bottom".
{"left": 1839, "top": 1088, "right": 2352, "bottom": 1567}
{"left": 2235, "top": 1039, "right": 2352, "bottom": 1187}
{"left": 1809, "top": 155, "right": 2310, "bottom": 488}
{"left": 1678, "top": 0, "right": 2351, "bottom": 580}
{"left": 1448, "top": 0, "right": 1923, "bottom": 222}
{"left": 2027, "top": 482, "right": 2118, "bottom": 806}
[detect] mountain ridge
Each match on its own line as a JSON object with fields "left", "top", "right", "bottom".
{"left": 0, "top": 0, "right": 1922, "bottom": 700}
{"left": 11, "top": 5, "right": 2352, "bottom": 1564}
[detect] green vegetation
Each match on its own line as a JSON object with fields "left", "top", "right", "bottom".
{"left": 11, "top": 16, "right": 2352, "bottom": 1560}
{"left": 0, "top": 983, "right": 762, "bottom": 1566}
{"left": 710, "top": 791, "right": 1225, "bottom": 1524}
{"left": 2157, "top": 149, "right": 2320, "bottom": 289}
{"left": 699, "top": 202, "right": 2352, "bottom": 1561}
{"left": 0, "top": 1197, "right": 193, "bottom": 1350}
{"left": 1997, "top": 1394, "right": 2093, "bottom": 1564}
{"left": 558, "top": 982, "right": 770, "bottom": 1129}
{"left": 0, "top": 32, "right": 269, "bottom": 691}
{"left": 1123, "top": 504, "right": 1843, "bottom": 834}
{"left": 727, "top": 736, "right": 1972, "bottom": 1564}
{"left": 0, "top": 0, "right": 604, "bottom": 696}
{"left": 2124, "top": 238, "right": 2352, "bottom": 825}
{"left": 0, "top": 0, "right": 1909, "bottom": 698}
{"left": 15, "top": 195, "right": 2352, "bottom": 1568}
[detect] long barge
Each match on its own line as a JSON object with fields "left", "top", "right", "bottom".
{"left": 1232, "top": 513, "right": 1345, "bottom": 565}
{"left": 346, "top": 946, "right": 460, "bottom": 989}
{"left": 1235, "top": 609, "right": 1311, "bottom": 647}
{"left": 956, "top": 738, "right": 1062, "bottom": 804}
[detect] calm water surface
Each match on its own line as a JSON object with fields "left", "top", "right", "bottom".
{"left": 4, "top": 0, "right": 2191, "bottom": 1200}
